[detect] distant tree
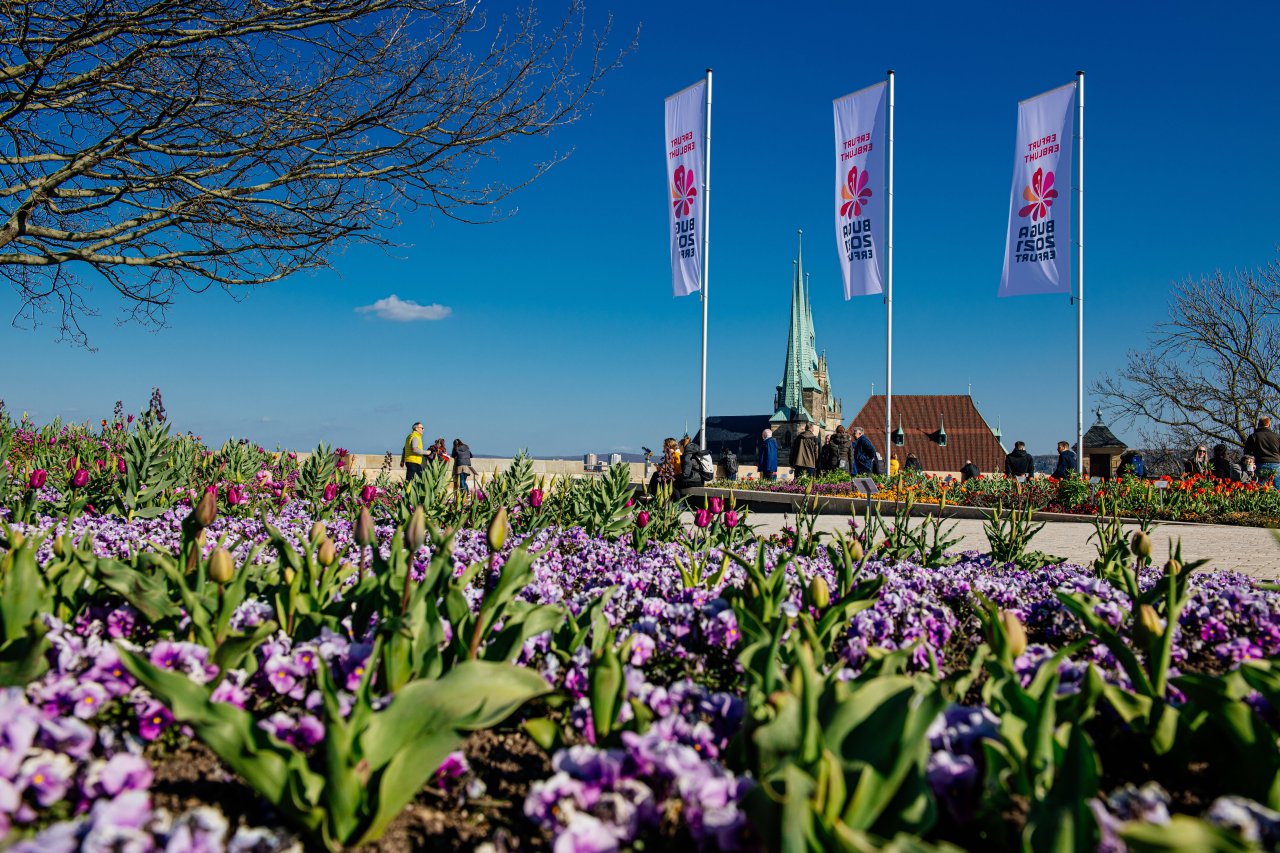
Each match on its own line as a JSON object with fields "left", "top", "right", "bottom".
{"left": 1095, "top": 258, "right": 1280, "bottom": 454}
{"left": 0, "top": 1, "right": 627, "bottom": 345}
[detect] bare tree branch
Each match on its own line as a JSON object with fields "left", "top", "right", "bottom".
{"left": 1094, "top": 259, "right": 1280, "bottom": 455}
{"left": 0, "top": 0, "right": 632, "bottom": 346}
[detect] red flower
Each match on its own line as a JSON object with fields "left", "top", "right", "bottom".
{"left": 28, "top": 469, "right": 47, "bottom": 490}
{"left": 840, "top": 165, "right": 873, "bottom": 218}
{"left": 1018, "top": 168, "right": 1058, "bottom": 221}
{"left": 671, "top": 165, "right": 697, "bottom": 217}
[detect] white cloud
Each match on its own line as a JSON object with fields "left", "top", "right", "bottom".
{"left": 355, "top": 294, "right": 452, "bottom": 322}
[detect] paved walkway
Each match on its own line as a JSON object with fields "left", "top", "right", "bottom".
{"left": 714, "top": 512, "right": 1280, "bottom": 581}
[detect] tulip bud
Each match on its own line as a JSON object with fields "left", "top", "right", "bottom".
{"left": 317, "top": 538, "right": 337, "bottom": 567}
{"left": 283, "top": 566, "right": 296, "bottom": 585}
{"left": 807, "top": 576, "right": 831, "bottom": 610}
{"left": 9, "top": 531, "right": 24, "bottom": 550}
{"left": 193, "top": 490, "right": 217, "bottom": 529}
{"left": 1130, "top": 531, "right": 1152, "bottom": 559}
{"left": 1164, "top": 559, "right": 1181, "bottom": 577}
{"left": 322, "top": 482, "right": 338, "bottom": 503}
{"left": 709, "top": 497, "right": 724, "bottom": 515}
{"left": 636, "top": 510, "right": 650, "bottom": 528}
{"left": 1134, "top": 604, "right": 1164, "bottom": 647}
{"left": 209, "top": 549, "right": 235, "bottom": 585}
{"left": 354, "top": 507, "right": 374, "bottom": 547}
{"left": 27, "top": 469, "right": 47, "bottom": 490}
{"left": 404, "top": 507, "right": 426, "bottom": 552}
{"left": 52, "top": 536, "right": 65, "bottom": 558}
{"left": 487, "top": 506, "right": 509, "bottom": 552}
{"left": 310, "top": 521, "right": 327, "bottom": 545}
{"left": 846, "top": 538, "right": 865, "bottom": 563}
{"left": 1000, "top": 610, "right": 1028, "bottom": 657}
{"left": 71, "top": 469, "right": 89, "bottom": 489}
{"left": 361, "top": 484, "right": 376, "bottom": 504}
{"left": 529, "top": 488, "right": 544, "bottom": 509}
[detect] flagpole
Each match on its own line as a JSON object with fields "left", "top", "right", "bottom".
{"left": 1075, "top": 70, "right": 1084, "bottom": 473}
{"left": 885, "top": 70, "right": 895, "bottom": 464}
{"left": 699, "top": 67, "right": 712, "bottom": 446}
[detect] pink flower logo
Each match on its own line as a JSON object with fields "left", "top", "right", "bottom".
{"left": 671, "top": 165, "right": 697, "bottom": 217}
{"left": 1019, "top": 168, "right": 1058, "bottom": 221}
{"left": 840, "top": 165, "right": 873, "bottom": 218}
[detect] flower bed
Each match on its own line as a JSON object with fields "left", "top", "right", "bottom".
{"left": 2, "top": 406, "right": 1280, "bottom": 850}
{"left": 714, "top": 469, "right": 1280, "bottom": 527}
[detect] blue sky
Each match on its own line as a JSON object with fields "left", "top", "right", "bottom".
{"left": 3, "top": 1, "right": 1279, "bottom": 458}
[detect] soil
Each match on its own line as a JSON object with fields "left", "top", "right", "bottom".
{"left": 147, "top": 728, "right": 553, "bottom": 852}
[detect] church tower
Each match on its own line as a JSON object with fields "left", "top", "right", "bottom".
{"left": 769, "top": 231, "right": 843, "bottom": 461}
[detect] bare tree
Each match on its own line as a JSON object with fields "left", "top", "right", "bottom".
{"left": 0, "top": 0, "right": 627, "bottom": 345}
{"left": 1095, "top": 259, "right": 1280, "bottom": 453}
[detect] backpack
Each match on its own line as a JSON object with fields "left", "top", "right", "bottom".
{"left": 722, "top": 451, "right": 739, "bottom": 475}
{"left": 694, "top": 449, "right": 714, "bottom": 481}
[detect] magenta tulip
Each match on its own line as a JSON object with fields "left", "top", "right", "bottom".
{"left": 323, "top": 483, "right": 338, "bottom": 502}
{"left": 530, "top": 488, "right": 544, "bottom": 509}
{"left": 694, "top": 509, "right": 712, "bottom": 528}
{"left": 709, "top": 497, "right": 724, "bottom": 514}
{"left": 361, "top": 485, "right": 377, "bottom": 503}
{"left": 118, "top": 458, "right": 126, "bottom": 473}
{"left": 71, "top": 469, "right": 89, "bottom": 488}
{"left": 724, "top": 510, "right": 739, "bottom": 528}
{"left": 227, "top": 485, "right": 244, "bottom": 505}
{"left": 28, "top": 469, "right": 47, "bottom": 490}
{"left": 636, "top": 510, "right": 650, "bottom": 528}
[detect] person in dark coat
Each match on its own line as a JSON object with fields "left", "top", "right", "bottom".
{"left": 960, "top": 460, "right": 980, "bottom": 482}
{"left": 791, "top": 425, "right": 820, "bottom": 480}
{"left": 903, "top": 453, "right": 923, "bottom": 473}
{"left": 675, "top": 436, "right": 712, "bottom": 495}
{"left": 1184, "top": 445, "right": 1210, "bottom": 476}
{"left": 1243, "top": 417, "right": 1280, "bottom": 488}
{"left": 829, "top": 425, "right": 854, "bottom": 474}
{"left": 1051, "top": 441, "right": 1078, "bottom": 479}
{"left": 451, "top": 438, "right": 474, "bottom": 492}
{"left": 757, "top": 429, "right": 778, "bottom": 481}
{"left": 1211, "top": 444, "right": 1241, "bottom": 482}
{"left": 818, "top": 435, "right": 836, "bottom": 474}
{"left": 1004, "top": 441, "right": 1036, "bottom": 479}
{"left": 718, "top": 447, "right": 739, "bottom": 481}
{"left": 851, "top": 426, "right": 878, "bottom": 475}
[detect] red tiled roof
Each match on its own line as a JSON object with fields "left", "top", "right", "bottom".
{"left": 847, "top": 395, "right": 1006, "bottom": 475}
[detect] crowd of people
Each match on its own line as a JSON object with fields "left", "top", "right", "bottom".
{"left": 1178, "top": 417, "right": 1280, "bottom": 487}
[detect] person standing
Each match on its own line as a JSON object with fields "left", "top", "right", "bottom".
{"left": 758, "top": 429, "right": 779, "bottom": 481}
{"left": 960, "top": 460, "right": 980, "bottom": 482}
{"left": 903, "top": 452, "right": 923, "bottom": 473}
{"left": 1211, "top": 444, "right": 1241, "bottom": 482}
{"left": 1004, "top": 441, "right": 1036, "bottom": 479}
{"left": 452, "top": 438, "right": 475, "bottom": 492}
{"left": 791, "top": 424, "right": 820, "bottom": 480}
{"left": 1051, "top": 441, "right": 1077, "bottom": 479}
{"left": 851, "top": 426, "right": 878, "bottom": 475}
{"left": 830, "top": 425, "right": 853, "bottom": 474}
{"left": 1244, "top": 417, "right": 1280, "bottom": 488}
{"left": 1184, "top": 445, "right": 1210, "bottom": 476}
{"left": 402, "top": 422, "right": 427, "bottom": 481}
{"left": 888, "top": 455, "right": 900, "bottom": 476}
{"left": 718, "top": 447, "right": 739, "bottom": 482}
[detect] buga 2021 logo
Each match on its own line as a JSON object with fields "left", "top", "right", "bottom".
{"left": 1013, "top": 167, "right": 1057, "bottom": 263}
{"left": 671, "top": 165, "right": 698, "bottom": 259}
{"left": 840, "top": 165, "right": 873, "bottom": 263}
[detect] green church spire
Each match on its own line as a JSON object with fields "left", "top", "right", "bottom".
{"left": 772, "top": 230, "right": 819, "bottom": 424}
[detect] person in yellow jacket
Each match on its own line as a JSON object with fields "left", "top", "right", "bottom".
{"left": 402, "top": 422, "right": 427, "bottom": 480}
{"left": 889, "top": 455, "right": 900, "bottom": 476}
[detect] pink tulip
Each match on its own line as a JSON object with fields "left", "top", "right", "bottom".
{"left": 625, "top": 498, "right": 634, "bottom": 508}
{"left": 96, "top": 459, "right": 106, "bottom": 470}
{"left": 724, "top": 510, "right": 739, "bottom": 528}
{"left": 709, "top": 497, "right": 724, "bottom": 514}
{"left": 71, "top": 469, "right": 89, "bottom": 488}
{"left": 323, "top": 483, "right": 338, "bottom": 502}
{"left": 361, "top": 485, "right": 377, "bottom": 503}
{"left": 694, "top": 509, "right": 712, "bottom": 528}
{"left": 28, "top": 469, "right": 47, "bottom": 490}
{"left": 227, "top": 485, "right": 244, "bottom": 505}
{"left": 118, "top": 458, "right": 126, "bottom": 473}
{"left": 636, "top": 510, "right": 650, "bottom": 528}
{"left": 530, "top": 488, "right": 544, "bottom": 509}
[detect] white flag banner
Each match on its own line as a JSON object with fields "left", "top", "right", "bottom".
{"left": 832, "top": 82, "right": 887, "bottom": 299}
{"left": 665, "top": 80, "right": 706, "bottom": 298}
{"left": 999, "top": 82, "right": 1075, "bottom": 297}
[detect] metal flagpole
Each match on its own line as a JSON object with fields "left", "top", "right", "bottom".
{"left": 1075, "top": 70, "right": 1084, "bottom": 473}
{"left": 885, "top": 70, "right": 895, "bottom": 464}
{"left": 699, "top": 68, "right": 712, "bottom": 447}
